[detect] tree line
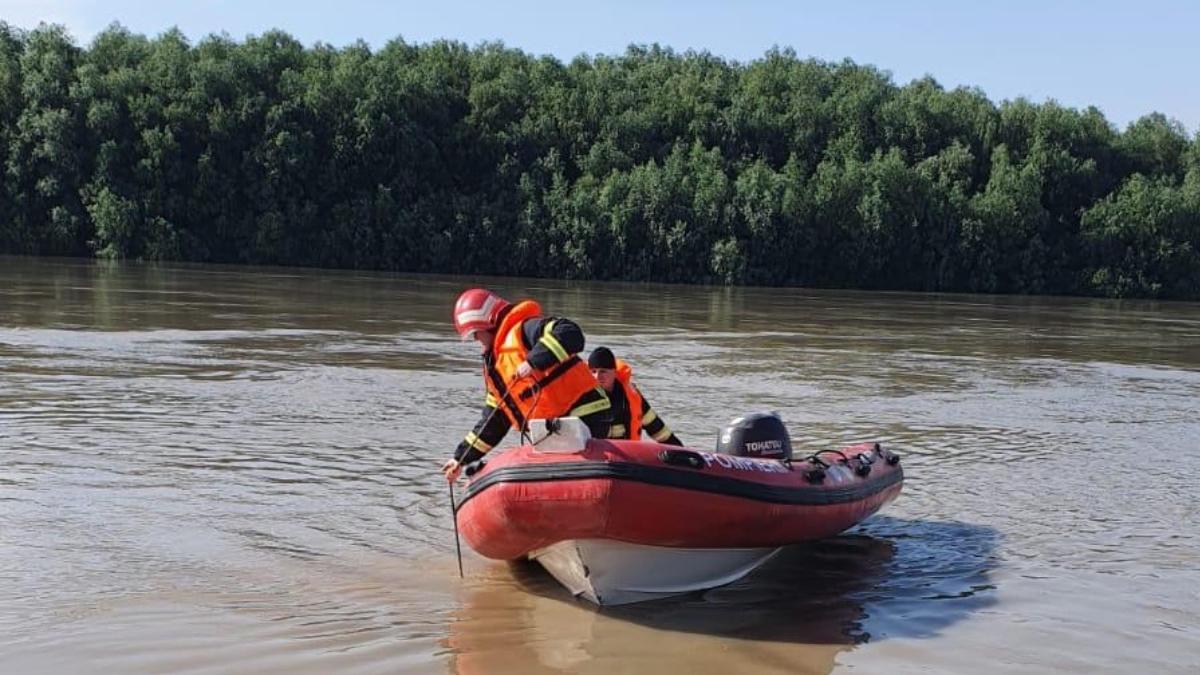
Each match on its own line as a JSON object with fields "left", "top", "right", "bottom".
{"left": 2, "top": 23, "right": 1198, "bottom": 298}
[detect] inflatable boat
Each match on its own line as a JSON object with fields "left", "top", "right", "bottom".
{"left": 455, "top": 413, "right": 903, "bottom": 605}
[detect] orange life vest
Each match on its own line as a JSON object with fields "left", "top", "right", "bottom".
{"left": 613, "top": 358, "right": 645, "bottom": 440}
{"left": 484, "top": 300, "right": 601, "bottom": 429}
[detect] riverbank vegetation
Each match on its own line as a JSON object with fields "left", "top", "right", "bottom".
{"left": 2, "top": 24, "right": 1198, "bottom": 298}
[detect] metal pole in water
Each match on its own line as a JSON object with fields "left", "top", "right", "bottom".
{"left": 449, "top": 481, "right": 464, "bottom": 578}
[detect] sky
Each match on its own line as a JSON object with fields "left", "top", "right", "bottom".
{"left": 3, "top": 0, "right": 1198, "bottom": 133}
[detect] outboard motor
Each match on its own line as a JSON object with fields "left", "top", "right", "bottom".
{"left": 716, "top": 411, "right": 793, "bottom": 461}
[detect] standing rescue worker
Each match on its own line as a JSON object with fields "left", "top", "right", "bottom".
{"left": 587, "top": 346, "right": 682, "bottom": 446}
{"left": 441, "top": 288, "right": 611, "bottom": 481}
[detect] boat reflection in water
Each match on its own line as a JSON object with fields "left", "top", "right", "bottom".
{"left": 446, "top": 516, "right": 999, "bottom": 675}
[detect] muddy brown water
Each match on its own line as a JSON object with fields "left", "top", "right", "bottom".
{"left": 2, "top": 256, "right": 1198, "bottom": 674}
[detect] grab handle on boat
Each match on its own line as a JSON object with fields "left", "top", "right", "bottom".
{"left": 660, "top": 449, "right": 706, "bottom": 469}
{"left": 812, "top": 449, "right": 851, "bottom": 464}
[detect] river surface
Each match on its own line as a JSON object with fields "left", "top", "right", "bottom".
{"left": 1, "top": 256, "right": 1198, "bottom": 674}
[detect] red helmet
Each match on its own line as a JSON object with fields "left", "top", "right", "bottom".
{"left": 453, "top": 288, "right": 510, "bottom": 339}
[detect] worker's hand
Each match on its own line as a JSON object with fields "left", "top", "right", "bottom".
{"left": 515, "top": 360, "right": 534, "bottom": 380}
{"left": 441, "top": 458, "right": 462, "bottom": 482}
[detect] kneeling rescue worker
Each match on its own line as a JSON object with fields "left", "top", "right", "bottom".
{"left": 588, "top": 346, "right": 682, "bottom": 446}
{"left": 441, "top": 288, "right": 612, "bottom": 481}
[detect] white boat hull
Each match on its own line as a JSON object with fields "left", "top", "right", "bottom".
{"left": 528, "top": 539, "right": 781, "bottom": 605}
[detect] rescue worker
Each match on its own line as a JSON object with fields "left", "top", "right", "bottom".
{"left": 441, "top": 288, "right": 611, "bottom": 481}
{"left": 587, "top": 346, "right": 682, "bottom": 446}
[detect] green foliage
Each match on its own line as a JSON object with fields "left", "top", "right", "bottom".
{"left": 1, "top": 24, "right": 1198, "bottom": 298}
{"left": 0, "top": 23, "right": 27, "bottom": 251}
{"left": 1080, "top": 173, "right": 1200, "bottom": 298}
{"left": 1117, "top": 113, "right": 1191, "bottom": 179}
{"left": 959, "top": 146, "right": 1051, "bottom": 293}
{"left": 6, "top": 24, "right": 88, "bottom": 255}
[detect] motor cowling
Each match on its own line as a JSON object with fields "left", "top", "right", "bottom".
{"left": 716, "top": 411, "right": 792, "bottom": 461}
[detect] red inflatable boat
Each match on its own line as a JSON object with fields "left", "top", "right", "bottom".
{"left": 455, "top": 415, "right": 903, "bottom": 604}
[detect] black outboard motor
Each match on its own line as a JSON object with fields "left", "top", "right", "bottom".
{"left": 716, "top": 411, "right": 793, "bottom": 461}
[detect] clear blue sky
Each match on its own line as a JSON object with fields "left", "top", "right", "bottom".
{"left": 4, "top": 0, "right": 1198, "bottom": 133}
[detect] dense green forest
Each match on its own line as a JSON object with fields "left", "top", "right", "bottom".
{"left": 2, "top": 23, "right": 1198, "bottom": 298}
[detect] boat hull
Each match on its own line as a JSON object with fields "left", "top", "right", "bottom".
{"left": 458, "top": 439, "right": 903, "bottom": 560}
{"left": 528, "top": 539, "right": 781, "bottom": 605}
